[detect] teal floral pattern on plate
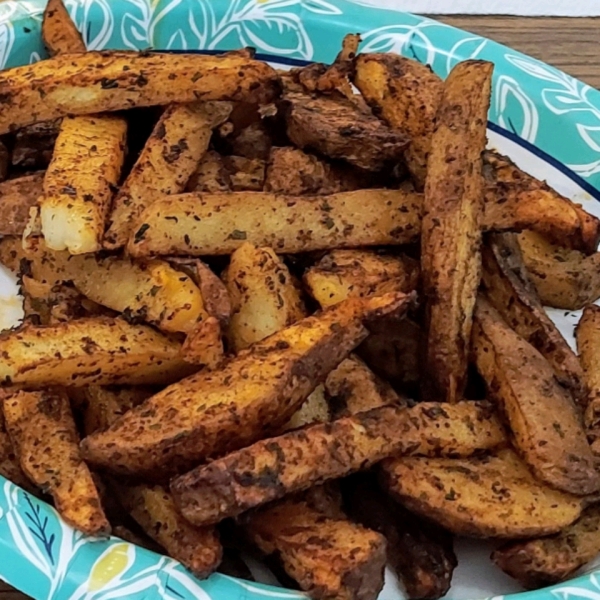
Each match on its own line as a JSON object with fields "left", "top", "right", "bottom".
{"left": 0, "top": 1, "right": 600, "bottom": 599}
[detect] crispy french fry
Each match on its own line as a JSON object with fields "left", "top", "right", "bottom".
{"left": 127, "top": 189, "right": 422, "bottom": 257}
{"left": 170, "top": 401, "right": 506, "bottom": 525}
{"left": 0, "top": 404, "right": 34, "bottom": 492}
{"left": 81, "top": 293, "right": 412, "bottom": 477}
{"left": 0, "top": 317, "right": 193, "bottom": 388}
{"left": 0, "top": 172, "right": 45, "bottom": 236}
{"left": 421, "top": 60, "right": 493, "bottom": 403}
{"left": 0, "top": 51, "right": 280, "bottom": 134}
{"left": 3, "top": 389, "right": 110, "bottom": 535}
{"left": 42, "top": 0, "right": 86, "bottom": 55}
{"left": 181, "top": 317, "right": 224, "bottom": 368}
{"left": 104, "top": 101, "right": 232, "bottom": 249}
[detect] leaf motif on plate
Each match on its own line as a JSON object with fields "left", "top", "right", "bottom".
{"left": 81, "top": 0, "right": 115, "bottom": 49}
{"left": 300, "top": 0, "right": 342, "bottom": 16}
{"left": 494, "top": 74, "right": 539, "bottom": 143}
{"left": 120, "top": 0, "right": 151, "bottom": 50}
{"left": 505, "top": 52, "right": 570, "bottom": 86}
{"left": 0, "top": 7, "right": 16, "bottom": 70}
{"left": 445, "top": 35, "right": 488, "bottom": 73}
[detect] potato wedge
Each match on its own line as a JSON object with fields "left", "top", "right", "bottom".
{"left": 518, "top": 230, "right": 600, "bottom": 310}
{"left": 181, "top": 317, "right": 224, "bottom": 369}
{"left": 36, "top": 114, "right": 127, "bottom": 254}
{"left": 343, "top": 473, "right": 456, "bottom": 600}
{"left": 170, "top": 401, "right": 506, "bottom": 525}
{"left": 381, "top": 449, "right": 586, "bottom": 538}
{"left": 473, "top": 297, "right": 599, "bottom": 495}
{"left": 353, "top": 53, "right": 444, "bottom": 188}
{"left": 0, "top": 51, "right": 280, "bottom": 134}
{"left": 115, "top": 483, "right": 222, "bottom": 579}
{"left": 81, "top": 292, "right": 412, "bottom": 477}
{"left": 243, "top": 495, "right": 387, "bottom": 600}
{"left": 484, "top": 151, "right": 600, "bottom": 255}
{"left": 492, "top": 505, "right": 600, "bottom": 589}
{"left": 305, "top": 249, "right": 419, "bottom": 309}
{"left": 228, "top": 121, "right": 273, "bottom": 161}
{"left": 224, "top": 156, "right": 265, "bottom": 191}
{"left": 0, "top": 172, "right": 45, "bottom": 236}
{"left": 12, "top": 121, "right": 60, "bottom": 170}
{"left": 223, "top": 243, "right": 306, "bottom": 351}
{"left": 482, "top": 233, "right": 585, "bottom": 402}
{"left": 104, "top": 101, "right": 232, "bottom": 249}
{"left": 186, "top": 150, "right": 231, "bottom": 193}
{"left": 284, "top": 92, "right": 409, "bottom": 171}
{"left": 127, "top": 189, "right": 422, "bottom": 257}
{"left": 0, "top": 406, "right": 34, "bottom": 492}
{"left": 42, "top": 0, "right": 86, "bottom": 55}
{"left": 0, "top": 317, "right": 193, "bottom": 387}
{"left": 421, "top": 60, "right": 493, "bottom": 403}
{"left": 3, "top": 390, "right": 110, "bottom": 535}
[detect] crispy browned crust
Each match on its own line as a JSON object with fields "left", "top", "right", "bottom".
{"left": 12, "top": 121, "right": 60, "bottom": 169}
{"left": 186, "top": 150, "right": 232, "bottom": 193}
{"left": 492, "top": 505, "right": 600, "bottom": 589}
{"left": 484, "top": 151, "right": 600, "bottom": 255}
{"left": 127, "top": 189, "right": 422, "bottom": 257}
{"left": 473, "top": 297, "right": 599, "bottom": 496}
{"left": 421, "top": 60, "right": 493, "bottom": 403}
{"left": 80, "top": 293, "right": 412, "bottom": 478}
{"left": 116, "top": 484, "right": 222, "bottom": 579}
{"left": 170, "top": 401, "right": 506, "bottom": 526}
{"left": 353, "top": 53, "right": 444, "bottom": 188}
{"left": 284, "top": 92, "right": 409, "bottom": 171}
{"left": 195, "top": 260, "right": 231, "bottom": 326}
{"left": 576, "top": 305, "right": 600, "bottom": 442}
{"left": 343, "top": 473, "right": 456, "bottom": 600}
{"left": 0, "top": 412, "right": 35, "bottom": 493}
{"left": 381, "top": 450, "right": 586, "bottom": 539}
{"left": 223, "top": 155, "right": 266, "bottom": 191}
{"left": 3, "top": 390, "right": 110, "bottom": 535}
{"left": 0, "top": 172, "right": 44, "bottom": 236}
{"left": 42, "top": 0, "right": 86, "bottom": 55}
{"left": 482, "top": 233, "right": 586, "bottom": 403}
{"left": 0, "top": 51, "right": 280, "bottom": 134}
{"left": 243, "top": 496, "right": 387, "bottom": 600}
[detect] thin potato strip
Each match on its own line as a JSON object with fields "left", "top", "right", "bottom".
{"left": 42, "top": 0, "right": 86, "bottom": 55}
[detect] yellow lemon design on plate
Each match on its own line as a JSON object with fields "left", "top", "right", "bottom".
{"left": 88, "top": 543, "right": 132, "bottom": 592}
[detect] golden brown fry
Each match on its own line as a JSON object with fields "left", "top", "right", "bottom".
{"left": 243, "top": 496, "right": 387, "bottom": 600}
{"left": 224, "top": 155, "right": 265, "bottom": 191}
{"left": 115, "top": 484, "right": 222, "bottom": 579}
{"left": 0, "top": 405, "right": 34, "bottom": 492}
{"left": 3, "top": 390, "right": 110, "bottom": 535}
{"left": 421, "top": 60, "right": 493, "bottom": 403}
{"left": 473, "top": 297, "right": 599, "bottom": 495}
{"left": 36, "top": 114, "right": 127, "bottom": 254}
{"left": 104, "top": 101, "right": 232, "bottom": 249}
{"left": 482, "top": 233, "right": 585, "bottom": 402}
{"left": 381, "top": 449, "right": 586, "bottom": 539}
{"left": 484, "top": 151, "right": 600, "bottom": 255}
{"left": 492, "top": 505, "right": 600, "bottom": 589}
{"left": 42, "top": 0, "right": 86, "bottom": 55}
{"left": 127, "top": 189, "right": 422, "bottom": 257}
{"left": 305, "top": 249, "right": 419, "bottom": 309}
{"left": 0, "top": 172, "right": 45, "bottom": 236}
{"left": 194, "top": 260, "right": 231, "bottom": 326}
{"left": 81, "top": 293, "right": 412, "bottom": 478}
{"left": 353, "top": 53, "right": 444, "bottom": 188}
{"left": 181, "top": 317, "right": 224, "bottom": 369}
{"left": 223, "top": 243, "right": 306, "bottom": 351}
{"left": 518, "top": 230, "right": 600, "bottom": 310}
{"left": 0, "top": 51, "right": 280, "bottom": 134}
{"left": 0, "top": 317, "right": 193, "bottom": 388}
{"left": 186, "top": 150, "right": 231, "bottom": 193}
{"left": 170, "top": 401, "right": 506, "bottom": 525}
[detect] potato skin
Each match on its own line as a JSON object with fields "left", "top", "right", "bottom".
{"left": 421, "top": 60, "right": 493, "bottom": 403}
{"left": 0, "top": 51, "right": 280, "bottom": 134}
{"left": 381, "top": 450, "right": 585, "bottom": 539}
{"left": 127, "top": 190, "right": 422, "bottom": 257}
{"left": 42, "top": 0, "right": 86, "bottom": 55}
{"left": 170, "top": 401, "right": 506, "bottom": 526}
{"left": 0, "top": 172, "right": 44, "bottom": 236}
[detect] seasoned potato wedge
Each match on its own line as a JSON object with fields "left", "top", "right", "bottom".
{"left": 0, "top": 317, "right": 193, "bottom": 387}
{"left": 0, "top": 409, "right": 34, "bottom": 493}
{"left": 482, "top": 233, "right": 585, "bottom": 402}
{"left": 484, "top": 151, "right": 600, "bottom": 254}
{"left": 224, "top": 156, "right": 266, "bottom": 191}
{"left": 127, "top": 189, "right": 422, "bottom": 257}
{"left": 473, "top": 298, "right": 599, "bottom": 495}
{"left": 170, "top": 401, "right": 506, "bottom": 525}
{"left": 3, "top": 390, "right": 110, "bottom": 535}
{"left": 36, "top": 114, "right": 127, "bottom": 254}
{"left": 180, "top": 317, "right": 224, "bottom": 369}
{"left": 518, "top": 230, "right": 600, "bottom": 310}
{"left": 104, "top": 101, "right": 232, "bottom": 249}
{"left": 243, "top": 495, "right": 387, "bottom": 600}
{"left": 381, "top": 450, "right": 586, "bottom": 538}
{"left": 421, "top": 60, "right": 493, "bottom": 403}
{"left": 492, "top": 505, "right": 600, "bottom": 589}
{"left": 353, "top": 53, "right": 444, "bottom": 188}
{"left": 0, "top": 172, "right": 45, "bottom": 236}
{"left": 81, "top": 293, "right": 412, "bottom": 477}
{"left": 42, "top": 0, "right": 86, "bottom": 55}
{"left": 0, "top": 51, "right": 280, "bottom": 134}
{"left": 186, "top": 150, "right": 231, "bottom": 193}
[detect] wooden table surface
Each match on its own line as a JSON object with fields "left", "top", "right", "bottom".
{"left": 2, "top": 13, "right": 600, "bottom": 600}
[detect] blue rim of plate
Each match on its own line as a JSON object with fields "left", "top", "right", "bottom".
{"left": 0, "top": 2, "right": 599, "bottom": 600}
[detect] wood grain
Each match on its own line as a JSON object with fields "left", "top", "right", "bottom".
{"left": 1, "top": 14, "right": 600, "bottom": 600}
